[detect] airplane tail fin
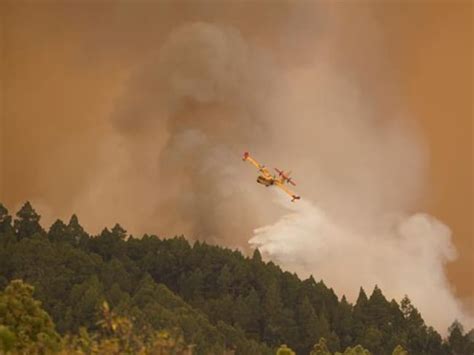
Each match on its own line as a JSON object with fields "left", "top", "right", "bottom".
{"left": 292, "top": 195, "right": 301, "bottom": 202}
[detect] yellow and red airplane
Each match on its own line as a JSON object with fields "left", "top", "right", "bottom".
{"left": 242, "top": 151, "right": 301, "bottom": 202}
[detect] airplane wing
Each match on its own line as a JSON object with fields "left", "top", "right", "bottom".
{"left": 243, "top": 152, "right": 273, "bottom": 178}
{"left": 275, "top": 181, "right": 301, "bottom": 202}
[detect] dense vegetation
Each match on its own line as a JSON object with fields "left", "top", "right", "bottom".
{"left": 0, "top": 202, "right": 473, "bottom": 354}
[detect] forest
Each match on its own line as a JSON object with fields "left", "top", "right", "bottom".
{"left": 0, "top": 202, "right": 473, "bottom": 354}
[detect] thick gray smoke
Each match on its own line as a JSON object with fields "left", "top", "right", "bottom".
{"left": 250, "top": 197, "right": 471, "bottom": 333}
{"left": 75, "top": 22, "right": 284, "bottom": 246}
{"left": 72, "top": 20, "right": 472, "bottom": 333}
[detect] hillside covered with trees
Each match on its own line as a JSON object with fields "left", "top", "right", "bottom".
{"left": 0, "top": 202, "right": 473, "bottom": 354}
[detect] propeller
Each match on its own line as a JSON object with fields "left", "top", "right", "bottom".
{"left": 275, "top": 168, "right": 284, "bottom": 176}
{"left": 275, "top": 168, "right": 296, "bottom": 185}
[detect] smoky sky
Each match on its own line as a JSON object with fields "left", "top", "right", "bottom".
{"left": 1, "top": 0, "right": 472, "bottom": 331}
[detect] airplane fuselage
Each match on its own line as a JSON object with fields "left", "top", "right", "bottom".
{"left": 257, "top": 175, "right": 274, "bottom": 186}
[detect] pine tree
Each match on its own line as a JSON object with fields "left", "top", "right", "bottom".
{"left": 178, "top": 268, "right": 204, "bottom": 301}
{"left": 242, "top": 287, "right": 261, "bottom": 338}
{"left": 355, "top": 288, "right": 369, "bottom": 309}
{"left": 90, "top": 226, "right": 126, "bottom": 261}
{"left": 252, "top": 248, "right": 263, "bottom": 263}
{"left": 0, "top": 204, "right": 12, "bottom": 234}
{"left": 262, "top": 280, "right": 284, "bottom": 344}
{"left": 217, "top": 264, "right": 232, "bottom": 295}
{"left": 336, "top": 295, "right": 354, "bottom": 349}
{"left": 353, "top": 287, "right": 369, "bottom": 341}
{"left": 425, "top": 326, "right": 444, "bottom": 355}
{"left": 448, "top": 320, "right": 468, "bottom": 355}
{"left": 14, "top": 202, "right": 44, "bottom": 239}
{"left": 400, "top": 296, "right": 427, "bottom": 354}
{"left": 48, "top": 219, "right": 67, "bottom": 242}
{"left": 465, "top": 329, "right": 474, "bottom": 354}
{"left": 297, "top": 296, "right": 320, "bottom": 353}
{"left": 111, "top": 223, "right": 127, "bottom": 240}
{"left": 367, "top": 286, "right": 391, "bottom": 328}
{"left": 0, "top": 204, "right": 15, "bottom": 245}
{"left": 66, "top": 214, "right": 88, "bottom": 245}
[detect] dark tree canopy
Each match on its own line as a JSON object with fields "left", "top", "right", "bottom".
{"left": 13, "top": 202, "right": 44, "bottom": 239}
{"left": 0, "top": 202, "right": 472, "bottom": 355}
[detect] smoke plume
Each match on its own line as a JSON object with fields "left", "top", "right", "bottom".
{"left": 3, "top": 1, "right": 471, "bottom": 334}
{"left": 74, "top": 18, "right": 473, "bottom": 332}
{"left": 250, "top": 196, "right": 471, "bottom": 333}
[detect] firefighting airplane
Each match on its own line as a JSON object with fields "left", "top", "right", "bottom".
{"left": 242, "top": 152, "right": 301, "bottom": 202}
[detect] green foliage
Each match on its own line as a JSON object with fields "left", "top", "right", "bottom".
{"left": 339, "top": 344, "right": 372, "bottom": 354}
{"left": 67, "top": 275, "right": 105, "bottom": 331}
{"left": 391, "top": 344, "right": 408, "bottom": 355}
{"left": 310, "top": 339, "right": 409, "bottom": 355}
{"left": 448, "top": 320, "right": 474, "bottom": 355}
{"left": 0, "top": 201, "right": 468, "bottom": 355}
{"left": 0, "top": 325, "right": 16, "bottom": 353}
{"left": 62, "top": 301, "right": 188, "bottom": 354}
{"left": 311, "top": 337, "right": 331, "bottom": 355}
{"left": 13, "top": 202, "right": 44, "bottom": 239}
{"left": 129, "top": 275, "right": 228, "bottom": 354}
{"left": 0, "top": 204, "right": 12, "bottom": 234}
{"left": 0, "top": 279, "right": 60, "bottom": 352}
{"left": 358, "top": 326, "right": 382, "bottom": 353}
{"left": 276, "top": 343, "right": 296, "bottom": 355}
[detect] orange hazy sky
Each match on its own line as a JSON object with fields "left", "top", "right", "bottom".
{"left": 0, "top": 1, "right": 472, "bottom": 311}
{"left": 375, "top": 2, "right": 473, "bottom": 309}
